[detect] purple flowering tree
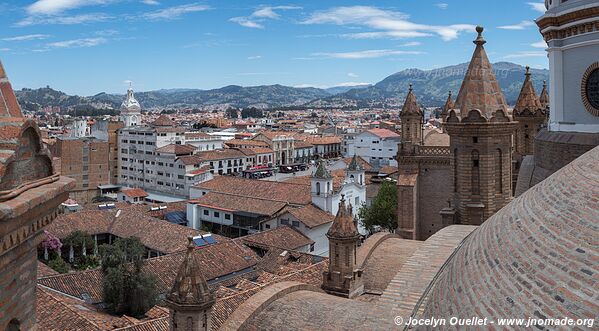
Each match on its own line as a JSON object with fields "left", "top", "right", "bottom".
{"left": 41, "top": 230, "right": 63, "bottom": 260}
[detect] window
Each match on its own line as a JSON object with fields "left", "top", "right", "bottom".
{"left": 473, "top": 137, "right": 478, "bottom": 143}
{"left": 203, "top": 210, "right": 209, "bottom": 216}
{"left": 281, "top": 219, "right": 289, "bottom": 225}
{"left": 496, "top": 148, "right": 503, "bottom": 193}
{"left": 292, "top": 220, "right": 300, "bottom": 227}
{"left": 265, "top": 223, "right": 271, "bottom": 229}
{"left": 316, "top": 182, "right": 321, "bottom": 196}
{"left": 471, "top": 150, "right": 480, "bottom": 195}
{"left": 214, "top": 211, "right": 220, "bottom": 217}
{"left": 310, "top": 243, "right": 315, "bottom": 252}
{"left": 225, "top": 214, "right": 231, "bottom": 220}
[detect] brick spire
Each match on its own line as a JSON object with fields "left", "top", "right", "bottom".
{"left": 514, "top": 66, "right": 542, "bottom": 114}
{"left": 327, "top": 195, "right": 359, "bottom": 239}
{"left": 401, "top": 84, "right": 422, "bottom": 117}
{"left": 0, "top": 60, "right": 23, "bottom": 118}
{"left": 539, "top": 80, "right": 549, "bottom": 109}
{"left": 166, "top": 236, "right": 214, "bottom": 308}
{"left": 454, "top": 26, "right": 509, "bottom": 120}
{"left": 441, "top": 91, "right": 454, "bottom": 119}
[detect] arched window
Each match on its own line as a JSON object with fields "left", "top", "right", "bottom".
{"left": 345, "top": 246, "right": 350, "bottom": 267}
{"left": 496, "top": 148, "right": 503, "bottom": 193}
{"left": 326, "top": 182, "right": 330, "bottom": 194}
{"left": 316, "top": 182, "right": 321, "bottom": 196}
{"left": 471, "top": 150, "right": 480, "bottom": 195}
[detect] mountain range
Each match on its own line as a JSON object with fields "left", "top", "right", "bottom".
{"left": 15, "top": 62, "right": 548, "bottom": 112}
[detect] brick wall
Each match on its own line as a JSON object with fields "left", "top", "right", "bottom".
{"left": 417, "top": 165, "right": 452, "bottom": 240}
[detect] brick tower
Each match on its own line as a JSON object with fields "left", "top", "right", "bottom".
{"left": 444, "top": 27, "right": 516, "bottom": 225}
{"left": 0, "top": 60, "right": 74, "bottom": 330}
{"left": 400, "top": 85, "right": 424, "bottom": 144}
{"left": 513, "top": 66, "right": 547, "bottom": 157}
{"left": 440, "top": 91, "right": 455, "bottom": 128}
{"left": 539, "top": 80, "right": 549, "bottom": 111}
{"left": 322, "top": 195, "right": 363, "bottom": 298}
{"left": 165, "top": 236, "right": 215, "bottom": 331}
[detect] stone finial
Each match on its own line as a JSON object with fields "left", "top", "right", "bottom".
{"left": 474, "top": 26, "right": 486, "bottom": 46}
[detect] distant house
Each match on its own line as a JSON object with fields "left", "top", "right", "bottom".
{"left": 118, "top": 188, "right": 148, "bottom": 204}
{"left": 354, "top": 128, "right": 401, "bottom": 168}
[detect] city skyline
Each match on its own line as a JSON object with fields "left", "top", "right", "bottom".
{"left": 1, "top": 1, "right": 548, "bottom": 95}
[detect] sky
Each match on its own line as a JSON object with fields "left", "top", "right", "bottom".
{"left": 0, "top": 0, "right": 549, "bottom": 95}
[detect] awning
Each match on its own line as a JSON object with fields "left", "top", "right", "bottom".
{"left": 98, "top": 184, "right": 121, "bottom": 190}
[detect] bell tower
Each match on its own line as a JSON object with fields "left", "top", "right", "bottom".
{"left": 400, "top": 85, "right": 423, "bottom": 144}
{"left": 444, "top": 27, "right": 516, "bottom": 225}
{"left": 322, "top": 195, "right": 363, "bottom": 298}
{"left": 311, "top": 160, "right": 333, "bottom": 213}
{"left": 120, "top": 84, "right": 141, "bottom": 127}
{"left": 166, "top": 237, "right": 215, "bottom": 331}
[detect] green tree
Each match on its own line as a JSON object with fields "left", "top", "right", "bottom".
{"left": 99, "top": 237, "right": 157, "bottom": 317}
{"left": 47, "top": 256, "right": 69, "bottom": 274}
{"left": 359, "top": 180, "right": 398, "bottom": 233}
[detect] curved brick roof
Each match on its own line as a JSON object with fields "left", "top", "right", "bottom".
{"left": 423, "top": 145, "right": 599, "bottom": 322}
{"left": 327, "top": 197, "right": 359, "bottom": 239}
{"left": 167, "top": 237, "right": 214, "bottom": 307}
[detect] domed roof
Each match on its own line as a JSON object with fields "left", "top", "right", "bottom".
{"left": 120, "top": 86, "right": 141, "bottom": 114}
{"left": 422, "top": 145, "right": 599, "bottom": 322}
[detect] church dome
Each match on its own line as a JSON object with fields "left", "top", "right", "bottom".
{"left": 120, "top": 86, "right": 141, "bottom": 114}
{"left": 422, "top": 146, "right": 599, "bottom": 322}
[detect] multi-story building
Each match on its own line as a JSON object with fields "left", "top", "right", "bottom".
{"left": 91, "top": 120, "right": 124, "bottom": 185}
{"left": 354, "top": 128, "right": 400, "bottom": 168}
{"left": 253, "top": 131, "right": 296, "bottom": 165}
{"left": 184, "top": 132, "right": 225, "bottom": 151}
{"left": 50, "top": 137, "right": 111, "bottom": 203}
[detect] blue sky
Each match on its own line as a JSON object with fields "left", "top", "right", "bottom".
{"left": 0, "top": 0, "right": 548, "bottom": 95}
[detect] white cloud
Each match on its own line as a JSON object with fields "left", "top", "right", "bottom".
{"left": 435, "top": 3, "right": 449, "bottom": 10}
{"left": 26, "top": 0, "right": 114, "bottom": 15}
{"left": 143, "top": 3, "right": 210, "bottom": 20}
{"left": 347, "top": 72, "right": 358, "bottom": 78}
{"left": 230, "top": 5, "right": 301, "bottom": 29}
{"left": 311, "top": 49, "right": 423, "bottom": 59}
{"left": 247, "top": 55, "right": 262, "bottom": 60}
{"left": 498, "top": 20, "right": 535, "bottom": 30}
{"left": 400, "top": 41, "right": 421, "bottom": 47}
{"left": 16, "top": 13, "right": 110, "bottom": 26}
{"left": 0, "top": 48, "right": 11, "bottom": 52}
{"left": 531, "top": 40, "right": 547, "bottom": 48}
{"left": 527, "top": 2, "right": 546, "bottom": 13}
{"left": 2, "top": 34, "right": 50, "bottom": 41}
{"left": 504, "top": 51, "right": 546, "bottom": 59}
{"left": 141, "top": 0, "right": 159, "bottom": 5}
{"left": 302, "top": 6, "right": 474, "bottom": 41}
{"left": 46, "top": 37, "right": 107, "bottom": 49}
{"left": 229, "top": 17, "right": 264, "bottom": 29}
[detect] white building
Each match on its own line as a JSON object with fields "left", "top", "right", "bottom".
{"left": 354, "top": 128, "right": 400, "bottom": 168}
{"left": 120, "top": 85, "right": 141, "bottom": 127}
{"left": 184, "top": 132, "right": 225, "bottom": 151}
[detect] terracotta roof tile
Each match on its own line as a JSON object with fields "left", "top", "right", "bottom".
{"left": 193, "top": 176, "right": 311, "bottom": 205}
{"left": 191, "top": 191, "right": 287, "bottom": 216}
{"left": 239, "top": 226, "right": 314, "bottom": 251}
{"left": 155, "top": 144, "right": 196, "bottom": 155}
{"left": 283, "top": 204, "right": 335, "bottom": 228}
{"left": 121, "top": 188, "right": 149, "bottom": 198}
{"left": 367, "top": 128, "right": 400, "bottom": 139}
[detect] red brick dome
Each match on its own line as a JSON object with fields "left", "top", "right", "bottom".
{"left": 422, "top": 146, "right": 599, "bottom": 322}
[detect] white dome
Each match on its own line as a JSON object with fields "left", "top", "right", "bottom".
{"left": 120, "top": 87, "right": 141, "bottom": 114}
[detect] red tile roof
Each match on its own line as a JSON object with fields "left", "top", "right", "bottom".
{"left": 283, "top": 204, "right": 335, "bottom": 228}
{"left": 238, "top": 226, "right": 314, "bottom": 251}
{"left": 121, "top": 188, "right": 149, "bottom": 198}
{"left": 155, "top": 144, "right": 196, "bottom": 155}
{"left": 367, "top": 128, "right": 400, "bottom": 139}
{"left": 193, "top": 176, "right": 311, "bottom": 205}
{"left": 191, "top": 191, "right": 287, "bottom": 216}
